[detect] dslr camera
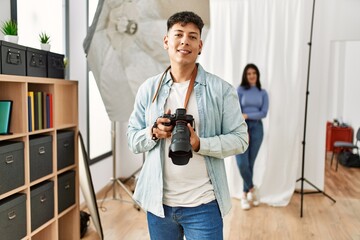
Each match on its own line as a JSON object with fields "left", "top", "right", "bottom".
{"left": 161, "top": 108, "right": 194, "bottom": 165}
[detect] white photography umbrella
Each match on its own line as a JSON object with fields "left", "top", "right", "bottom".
{"left": 84, "top": 0, "right": 210, "bottom": 122}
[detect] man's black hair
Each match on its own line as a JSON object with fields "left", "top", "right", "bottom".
{"left": 167, "top": 11, "right": 204, "bottom": 35}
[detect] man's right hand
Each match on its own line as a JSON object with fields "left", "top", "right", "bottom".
{"left": 152, "top": 109, "right": 173, "bottom": 140}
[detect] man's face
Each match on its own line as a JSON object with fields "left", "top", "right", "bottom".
{"left": 163, "top": 22, "right": 203, "bottom": 66}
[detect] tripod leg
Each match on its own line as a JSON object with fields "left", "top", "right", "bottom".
{"left": 114, "top": 178, "right": 142, "bottom": 211}
{"left": 303, "top": 178, "right": 336, "bottom": 203}
{"left": 111, "top": 121, "right": 143, "bottom": 211}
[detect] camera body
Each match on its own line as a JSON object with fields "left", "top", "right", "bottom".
{"left": 162, "top": 108, "right": 194, "bottom": 128}
{"left": 161, "top": 108, "right": 194, "bottom": 165}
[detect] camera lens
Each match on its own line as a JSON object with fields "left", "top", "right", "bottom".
{"left": 169, "top": 121, "right": 192, "bottom": 165}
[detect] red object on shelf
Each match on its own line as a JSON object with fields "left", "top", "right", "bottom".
{"left": 326, "top": 121, "right": 353, "bottom": 152}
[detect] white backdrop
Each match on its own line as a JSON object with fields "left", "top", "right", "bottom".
{"left": 72, "top": 0, "right": 360, "bottom": 206}
{"left": 199, "top": 0, "right": 312, "bottom": 205}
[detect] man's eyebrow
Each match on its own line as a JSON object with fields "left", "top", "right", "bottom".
{"left": 172, "top": 29, "right": 199, "bottom": 35}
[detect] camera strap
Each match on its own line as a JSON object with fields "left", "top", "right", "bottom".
{"left": 152, "top": 66, "right": 171, "bottom": 103}
{"left": 152, "top": 65, "right": 198, "bottom": 110}
{"left": 184, "top": 65, "right": 197, "bottom": 110}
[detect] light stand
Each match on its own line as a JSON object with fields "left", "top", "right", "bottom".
{"left": 102, "top": 121, "right": 142, "bottom": 210}
{"left": 296, "top": 0, "right": 335, "bottom": 217}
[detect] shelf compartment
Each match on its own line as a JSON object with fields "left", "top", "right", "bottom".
{"left": 31, "top": 221, "right": 57, "bottom": 240}
{"left": 28, "top": 83, "right": 55, "bottom": 132}
{"left": 0, "top": 81, "right": 27, "bottom": 134}
{"left": 0, "top": 193, "right": 27, "bottom": 240}
{"left": 58, "top": 208, "right": 79, "bottom": 240}
{"left": 29, "top": 134, "right": 53, "bottom": 182}
{"left": 54, "top": 82, "right": 78, "bottom": 127}
{"left": 0, "top": 140, "right": 25, "bottom": 195}
{"left": 30, "top": 180, "right": 54, "bottom": 231}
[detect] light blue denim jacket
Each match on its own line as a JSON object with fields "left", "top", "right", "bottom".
{"left": 127, "top": 64, "right": 248, "bottom": 218}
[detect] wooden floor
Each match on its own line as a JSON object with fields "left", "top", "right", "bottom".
{"left": 82, "top": 154, "right": 360, "bottom": 240}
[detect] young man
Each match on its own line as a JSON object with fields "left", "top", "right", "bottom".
{"left": 127, "top": 11, "right": 248, "bottom": 239}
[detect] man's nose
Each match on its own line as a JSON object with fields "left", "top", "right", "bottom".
{"left": 181, "top": 37, "right": 190, "bottom": 45}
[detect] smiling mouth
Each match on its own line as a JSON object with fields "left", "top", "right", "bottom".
{"left": 178, "top": 49, "right": 191, "bottom": 54}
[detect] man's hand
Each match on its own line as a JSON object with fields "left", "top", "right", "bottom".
{"left": 152, "top": 109, "right": 173, "bottom": 140}
{"left": 187, "top": 123, "right": 200, "bottom": 152}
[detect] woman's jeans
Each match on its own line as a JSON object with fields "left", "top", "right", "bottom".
{"left": 147, "top": 200, "right": 223, "bottom": 240}
{"left": 236, "top": 119, "right": 264, "bottom": 193}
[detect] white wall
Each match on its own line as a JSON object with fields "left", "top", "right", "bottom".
{"left": 0, "top": 0, "right": 11, "bottom": 40}
{"left": 68, "top": 1, "right": 114, "bottom": 200}
{"left": 304, "top": 0, "right": 360, "bottom": 189}
{"left": 343, "top": 42, "right": 360, "bottom": 129}
{"left": 328, "top": 41, "right": 360, "bottom": 130}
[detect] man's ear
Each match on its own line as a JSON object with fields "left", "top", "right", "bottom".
{"left": 163, "top": 35, "right": 169, "bottom": 50}
{"left": 198, "top": 40, "right": 203, "bottom": 55}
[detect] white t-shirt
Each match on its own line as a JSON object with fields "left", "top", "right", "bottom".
{"left": 163, "top": 80, "right": 215, "bottom": 207}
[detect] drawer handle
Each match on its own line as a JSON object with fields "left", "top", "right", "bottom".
{"left": 8, "top": 211, "right": 16, "bottom": 220}
{"left": 7, "top": 50, "right": 22, "bottom": 65}
{"left": 50, "top": 57, "right": 64, "bottom": 68}
{"left": 63, "top": 142, "right": 69, "bottom": 148}
{"left": 30, "top": 54, "right": 37, "bottom": 66}
{"left": 39, "top": 57, "right": 44, "bottom": 66}
{"left": 5, "top": 155, "right": 14, "bottom": 164}
{"left": 65, "top": 184, "right": 70, "bottom": 189}
{"left": 40, "top": 195, "right": 47, "bottom": 203}
{"left": 30, "top": 54, "right": 45, "bottom": 67}
{"left": 38, "top": 146, "right": 45, "bottom": 155}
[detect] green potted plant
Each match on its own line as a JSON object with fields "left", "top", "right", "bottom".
{"left": 39, "top": 32, "right": 51, "bottom": 51}
{"left": 1, "top": 19, "right": 18, "bottom": 43}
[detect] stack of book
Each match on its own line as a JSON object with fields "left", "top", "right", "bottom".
{"left": 28, "top": 91, "right": 53, "bottom": 131}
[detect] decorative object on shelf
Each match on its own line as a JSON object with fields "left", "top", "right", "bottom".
{"left": 39, "top": 32, "right": 51, "bottom": 51}
{"left": 63, "top": 57, "right": 68, "bottom": 69}
{"left": 63, "top": 57, "right": 69, "bottom": 79}
{"left": 0, "top": 100, "right": 13, "bottom": 135}
{"left": 1, "top": 19, "right": 18, "bottom": 44}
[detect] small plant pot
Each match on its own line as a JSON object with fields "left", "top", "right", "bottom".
{"left": 4, "top": 35, "right": 19, "bottom": 44}
{"left": 40, "top": 43, "right": 51, "bottom": 51}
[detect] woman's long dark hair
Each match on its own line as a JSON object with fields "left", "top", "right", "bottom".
{"left": 240, "top": 63, "right": 262, "bottom": 90}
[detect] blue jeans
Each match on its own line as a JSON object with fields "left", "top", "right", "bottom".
{"left": 236, "top": 120, "right": 264, "bottom": 192}
{"left": 147, "top": 200, "right": 223, "bottom": 240}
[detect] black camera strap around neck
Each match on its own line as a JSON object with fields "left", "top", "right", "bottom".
{"left": 152, "top": 65, "right": 198, "bottom": 110}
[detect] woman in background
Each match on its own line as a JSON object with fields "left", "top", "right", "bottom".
{"left": 236, "top": 63, "right": 269, "bottom": 210}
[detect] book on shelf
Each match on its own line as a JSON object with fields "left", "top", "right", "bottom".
{"left": 28, "top": 91, "right": 53, "bottom": 131}
{"left": 28, "top": 91, "right": 35, "bottom": 131}
{"left": 43, "top": 92, "right": 47, "bottom": 129}
{"left": 28, "top": 96, "right": 32, "bottom": 132}
{"left": 34, "top": 92, "right": 38, "bottom": 130}
{"left": 48, "top": 93, "right": 53, "bottom": 128}
{"left": 46, "top": 94, "right": 50, "bottom": 128}
{"left": 0, "top": 100, "right": 13, "bottom": 134}
{"left": 37, "top": 92, "right": 43, "bottom": 130}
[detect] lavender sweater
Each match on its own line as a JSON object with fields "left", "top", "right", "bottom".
{"left": 237, "top": 86, "right": 269, "bottom": 120}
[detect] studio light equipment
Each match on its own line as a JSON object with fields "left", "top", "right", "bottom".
{"left": 296, "top": 0, "right": 336, "bottom": 217}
